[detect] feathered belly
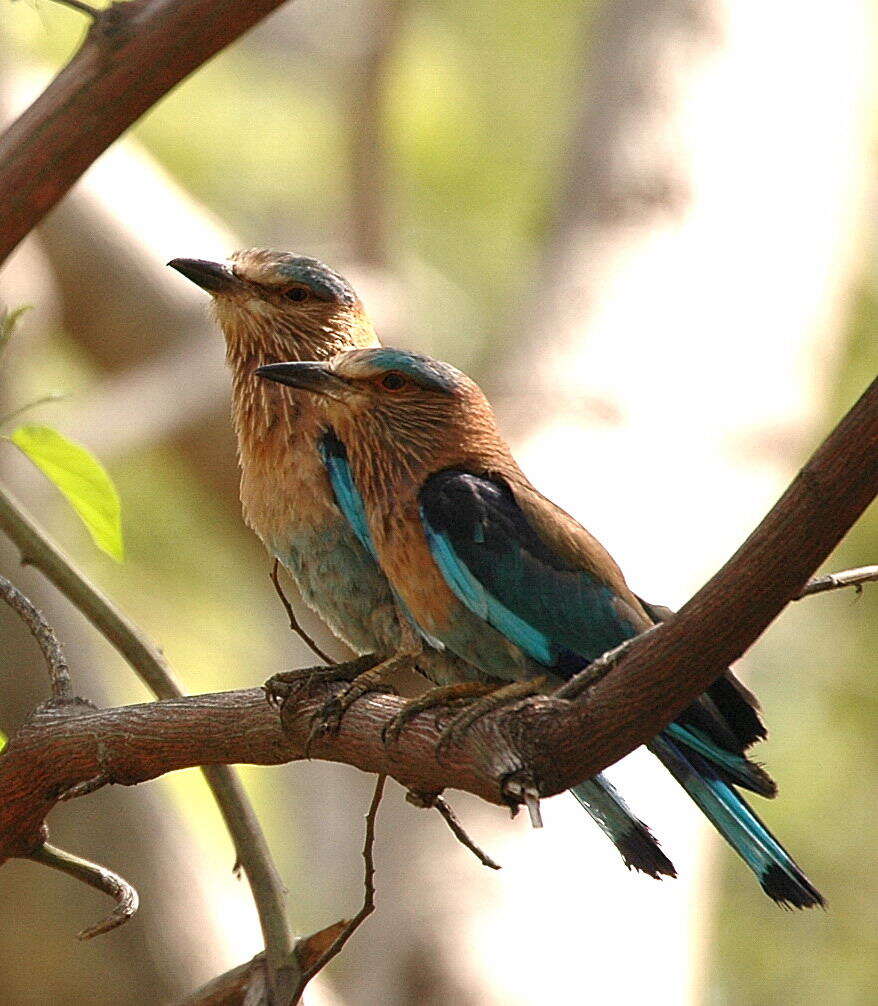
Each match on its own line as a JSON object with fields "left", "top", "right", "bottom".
{"left": 271, "top": 518, "right": 401, "bottom": 656}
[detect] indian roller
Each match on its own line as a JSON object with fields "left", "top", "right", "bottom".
{"left": 168, "top": 251, "right": 675, "bottom": 880}
{"left": 256, "top": 347, "right": 824, "bottom": 908}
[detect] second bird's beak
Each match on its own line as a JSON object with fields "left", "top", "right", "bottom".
{"left": 255, "top": 361, "right": 347, "bottom": 400}
{"left": 167, "top": 257, "right": 241, "bottom": 294}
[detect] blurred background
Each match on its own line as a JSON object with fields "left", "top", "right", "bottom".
{"left": 1, "top": 0, "right": 876, "bottom": 1002}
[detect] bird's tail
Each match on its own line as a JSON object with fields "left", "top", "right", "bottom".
{"left": 650, "top": 734, "right": 824, "bottom": 909}
{"left": 570, "top": 774, "right": 676, "bottom": 880}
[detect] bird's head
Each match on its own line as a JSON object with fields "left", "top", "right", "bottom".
{"left": 168, "top": 249, "right": 377, "bottom": 365}
{"left": 256, "top": 348, "right": 504, "bottom": 478}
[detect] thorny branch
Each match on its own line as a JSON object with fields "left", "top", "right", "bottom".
{"left": 406, "top": 791, "right": 502, "bottom": 871}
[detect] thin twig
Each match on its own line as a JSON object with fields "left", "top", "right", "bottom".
{"left": 27, "top": 842, "right": 138, "bottom": 940}
{"left": 298, "top": 774, "right": 386, "bottom": 986}
{"left": 0, "top": 392, "right": 69, "bottom": 427}
{"left": 0, "top": 573, "right": 71, "bottom": 700}
{"left": 0, "top": 485, "right": 296, "bottom": 992}
{"left": 47, "top": 0, "right": 100, "bottom": 17}
{"left": 795, "top": 564, "right": 878, "bottom": 598}
{"left": 432, "top": 796, "right": 502, "bottom": 870}
{"left": 270, "top": 559, "right": 333, "bottom": 664}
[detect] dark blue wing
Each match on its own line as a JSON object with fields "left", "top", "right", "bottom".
{"left": 419, "top": 470, "right": 639, "bottom": 670}
{"left": 420, "top": 470, "right": 777, "bottom": 798}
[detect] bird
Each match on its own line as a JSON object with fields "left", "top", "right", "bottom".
{"left": 168, "top": 250, "right": 676, "bottom": 881}
{"left": 256, "top": 347, "right": 825, "bottom": 909}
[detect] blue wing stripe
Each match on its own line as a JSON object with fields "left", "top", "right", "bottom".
{"left": 319, "top": 434, "right": 376, "bottom": 560}
{"left": 423, "top": 520, "right": 556, "bottom": 664}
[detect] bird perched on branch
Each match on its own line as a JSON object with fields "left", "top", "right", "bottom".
{"left": 257, "top": 347, "right": 824, "bottom": 908}
{"left": 168, "top": 250, "right": 674, "bottom": 881}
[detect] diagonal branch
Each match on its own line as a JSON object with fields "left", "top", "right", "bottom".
{"left": 0, "top": 0, "right": 292, "bottom": 266}
{"left": 270, "top": 559, "right": 334, "bottom": 664}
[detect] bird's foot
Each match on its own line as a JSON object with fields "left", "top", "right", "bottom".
{"left": 381, "top": 681, "right": 496, "bottom": 747}
{"left": 264, "top": 653, "right": 379, "bottom": 709}
{"left": 437, "top": 677, "right": 547, "bottom": 761}
{"left": 307, "top": 664, "right": 399, "bottom": 750}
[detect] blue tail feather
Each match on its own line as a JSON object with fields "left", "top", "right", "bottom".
{"left": 664, "top": 722, "right": 777, "bottom": 798}
{"left": 571, "top": 775, "right": 676, "bottom": 880}
{"left": 650, "top": 734, "right": 824, "bottom": 909}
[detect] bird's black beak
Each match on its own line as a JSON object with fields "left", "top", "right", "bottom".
{"left": 167, "top": 257, "right": 240, "bottom": 294}
{"left": 255, "top": 361, "right": 348, "bottom": 399}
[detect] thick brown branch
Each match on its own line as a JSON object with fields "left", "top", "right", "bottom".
{"left": 0, "top": 0, "right": 290, "bottom": 266}
{"left": 0, "top": 379, "right": 875, "bottom": 876}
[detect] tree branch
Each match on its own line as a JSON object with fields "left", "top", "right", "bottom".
{"left": 0, "top": 0, "right": 291, "bottom": 266}
{"left": 298, "top": 774, "right": 385, "bottom": 984}
{"left": 405, "top": 791, "right": 502, "bottom": 871}
{"left": 270, "top": 559, "right": 333, "bottom": 665}
{"left": 0, "top": 573, "right": 71, "bottom": 701}
{"left": 49, "top": 0, "right": 100, "bottom": 18}
{"left": 26, "top": 842, "right": 139, "bottom": 940}
{"left": 0, "top": 485, "right": 296, "bottom": 997}
{"left": 0, "top": 385, "right": 874, "bottom": 993}
{"left": 795, "top": 564, "right": 878, "bottom": 598}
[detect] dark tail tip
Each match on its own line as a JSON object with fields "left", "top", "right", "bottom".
{"left": 619, "top": 824, "right": 678, "bottom": 880}
{"left": 742, "top": 759, "right": 779, "bottom": 799}
{"left": 761, "top": 863, "right": 826, "bottom": 910}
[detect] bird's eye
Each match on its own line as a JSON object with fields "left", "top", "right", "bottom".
{"left": 284, "top": 287, "right": 310, "bottom": 302}
{"left": 380, "top": 372, "right": 407, "bottom": 392}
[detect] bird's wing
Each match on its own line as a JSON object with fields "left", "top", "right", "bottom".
{"left": 319, "top": 428, "right": 377, "bottom": 560}
{"left": 419, "top": 469, "right": 643, "bottom": 669}
{"left": 419, "top": 470, "right": 776, "bottom": 796}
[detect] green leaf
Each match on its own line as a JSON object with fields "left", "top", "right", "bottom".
{"left": 11, "top": 425, "right": 124, "bottom": 562}
{"left": 0, "top": 305, "right": 31, "bottom": 358}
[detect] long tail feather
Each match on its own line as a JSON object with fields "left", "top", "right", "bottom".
{"left": 650, "top": 735, "right": 824, "bottom": 909}
{"left": 571, "top": 775, "right": 676, "bottom": 880}
{"left": 664, "top": 722, "right": 777, "bottom": 797}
